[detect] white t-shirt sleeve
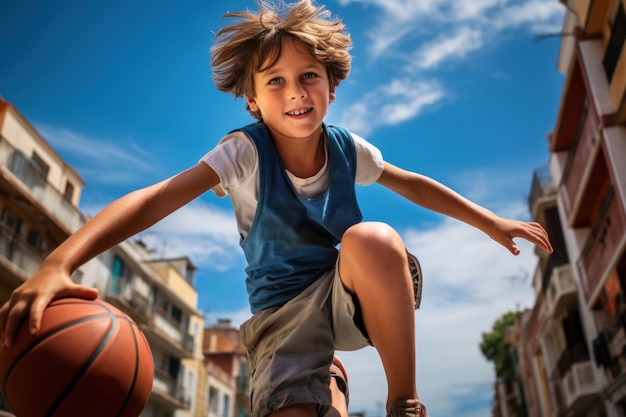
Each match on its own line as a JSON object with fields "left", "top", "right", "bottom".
{"left": 199, "top": 131, "right": 258, "bottom": 198}
{"left": 352, "top": 132, "right": 385, "bottom": 185}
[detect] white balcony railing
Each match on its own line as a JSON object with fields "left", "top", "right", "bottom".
{"left": 562, "top": 361, "right": 596, "bottom": 408}
{"left": 546, "top": 264, "right": 577, "bottom": 317}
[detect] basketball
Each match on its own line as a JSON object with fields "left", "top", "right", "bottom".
{"left": 0, "top": 298, "right": 154, "bottom": 417}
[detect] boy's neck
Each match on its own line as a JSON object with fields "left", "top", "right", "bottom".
{"left": 273, "top": 131, "right": 326, "bottom": 179}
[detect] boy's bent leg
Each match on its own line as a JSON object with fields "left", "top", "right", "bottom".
{"left": 338, "top": 222, "right": 419, "bottom": 411}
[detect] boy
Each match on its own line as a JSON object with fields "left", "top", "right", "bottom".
{"left": 0, "top": 1, "right": 553, "bottom": 417}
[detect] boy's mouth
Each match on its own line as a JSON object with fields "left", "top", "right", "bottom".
{"left": 286, "top": 108, "right": 313, "bottom": 116}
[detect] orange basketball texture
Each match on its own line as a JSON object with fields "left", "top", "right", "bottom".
{"left": 0, "top": 298, "right": 154, "bottom": 417}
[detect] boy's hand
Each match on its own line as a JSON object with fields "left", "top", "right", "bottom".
{"left": 488, "top": 217, "right": 553, "bottom": 256}
{"left": 0, "top": 269, "right": 98, "bottom": 347}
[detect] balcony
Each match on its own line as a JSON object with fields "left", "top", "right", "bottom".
{"left": 0, "top": 138, "right": 85, "bottom": 234}
{"left": 545, "top": 264, "right": 577, "bottom": 319}
{"left": 578, "top": 186, "right": 626, "bottom": 302}
{"left": 151, "top": 368, "right": 191, "bottom": 411}
{"left": 104, "top": 277, "right": 153, "bottom": 324}
{"left": 0, "top": 224, "right": 44, "bottom": 280}
{"left": 141, "top": 306, "right": 195, "bottom": 359}
{"left": 561, "top": 100, "right": 601, "bottom": 221}
{"left": 561, "top": 361, "right": 597, "bottom": 410}
{"left": 528, "top": 167, "right": 556, "bottom": 220}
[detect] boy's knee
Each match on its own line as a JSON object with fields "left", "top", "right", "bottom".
{"left": 343, "top": 222, "right": 405, "bottom": 256}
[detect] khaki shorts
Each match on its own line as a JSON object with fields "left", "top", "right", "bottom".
{"left": 239, "top": 259, "right": 369, "bottom": 417}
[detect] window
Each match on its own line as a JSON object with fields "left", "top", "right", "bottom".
{"left": 222, "top": 394, "right": 230, "bottom": 417}
{"left": 63, "top": 181, "right": 75, "bottom": 202}
{"left": 168, "top": 357, "right": 180, "bottom": 379}
{"left": 170, "top": 305, "right": 182, "bottom": 323}
{"left": 26, "top": 229, "right": 45, "bottom": 252}
{"left": 1, "top": 208, "right": 21, "bottom": 233}
{"left": 112, "top": 255, "right": 125, "bottom": 278}
{"left": 110, "top": 255, "right": 126, "bottom": 294}
{"left": 603, "top": 2, "right": 625, "bottom": 82}
{"left": 208, "top": 386, "right": 219, "bottom": 412}
{"left": 186, "top": 369, "right": 196, "bottom": 412}
{"left": 30, "top": 152, "right": 50, "bottom": 179}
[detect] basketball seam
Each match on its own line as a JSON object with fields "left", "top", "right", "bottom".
{"left": 45, "top": 302, "right": 118, "bottom": 417}
{"left": 115, "top": 319, "right": 141, "bottom": 417}
{"left": 44, "top": 314, "right": 117, "bottom": 417}
{"left": 1, "top": 313, "right": 115, "bottom": 398}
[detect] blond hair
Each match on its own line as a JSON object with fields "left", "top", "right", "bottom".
{"left": 211, "top": 0, "right": 352, "bottom": 119}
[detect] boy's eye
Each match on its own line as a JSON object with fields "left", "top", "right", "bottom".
{"left": 302, "top": 72, "right": 317, "bottom": 80}
{"left": 268, "top": 78, "right": 282, "bottom": 85}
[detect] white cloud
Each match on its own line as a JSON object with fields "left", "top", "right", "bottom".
{"left": 334, "top": 0, "right": 565, "bottom": 134}
{"left": 451, "top": 0, "right": 507, "bottom": 21}
{"left": 37, "top": 124, "right": 158, "bottom": 185}
{"left": 495, "top": 0, "right": 566, "bottom": 33}
{"left": 138, "top": 202, "right": 242, "bottom": 272}
{"left": 339, "top": 79, "right": 445, "bottom": 135}
{"left": 412, "top": 27, "right": 484, "bottom": 70}
{"left": 338, "top": 0, "right": 440, "bottom": 20}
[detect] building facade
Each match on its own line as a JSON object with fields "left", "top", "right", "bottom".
{"left": 494, "top": 0, "right": 626, "bottom": 416}
{"left": 203, "top": 319, "right": 251, "bottom": 417}
{"left": 0, "top": 97, "right": 205, "bottom": 417}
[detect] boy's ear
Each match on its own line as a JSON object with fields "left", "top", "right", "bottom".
{"left": 246, "top": 96, "right": 259, "bottom": 112}
{"left": 329, "top": 87, "right": 336, "bottom": 103}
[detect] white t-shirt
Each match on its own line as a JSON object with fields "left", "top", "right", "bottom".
{"left": 201, "top": 129, "right": 384, "bottom": 237}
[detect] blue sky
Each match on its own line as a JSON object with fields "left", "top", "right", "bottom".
{"left": 1, "top": 1, "right": 566, "bottom": 416}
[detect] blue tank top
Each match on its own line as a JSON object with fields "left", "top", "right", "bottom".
{"left": 236, "top": 122, "right": 362, "bottom": 312}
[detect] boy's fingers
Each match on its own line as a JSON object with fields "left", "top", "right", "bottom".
{"left": 60, "top": 285, "right": 99, "bottom": 301}
{"left": 2, "top": 299, "right": 29, "bottom": 347}
{"left": 28, "top": 297, "right": 52, "bottom": 334}
{"left": 0, "top": 283, "right": 99, "bottom": 346}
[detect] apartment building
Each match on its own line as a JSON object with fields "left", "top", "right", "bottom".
{"left": 203, "top": 319, "right": 251, "bottom": 417}
{"left": 0, "top": 97, "right": 85, "bottom": 301}
{"left": 0, "top": 97, "right": 204, "bottom": 417}
{"left": 104, "top": 250, "right": 205, "bottom": 417}
{"left": 494, "top": 0, "right": 626, "bottom": 416}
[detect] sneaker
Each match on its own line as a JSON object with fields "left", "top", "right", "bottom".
{"left": 406, "top": 251, "right": 423, "bottom": 309}
{"left": 387, "top": 399, "right": 428, "bottom": 417}
{"left": 330, "top": 356, "right": 349, "bottom": 405}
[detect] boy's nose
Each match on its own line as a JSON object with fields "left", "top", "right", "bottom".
{"left": 289, "top": 83, "right": 307, "bottom": 99}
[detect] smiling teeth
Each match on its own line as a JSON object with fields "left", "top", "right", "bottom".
{"left": 289, "top": 108, "right": 311, "bottom": 116}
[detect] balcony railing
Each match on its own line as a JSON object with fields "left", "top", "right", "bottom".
{"left": 579, "top": 186, "right": 626, "bottom": 302}
{"left": 153, "top": 367, "right": 191, "bottom": 409}
{"left": 0, "top": 224, "right": 44, "bottom": 276}
{"left": 0, "top": 138, "right": 84, "bottom": 232}
{"left": 150, "top": 306, "right": 195, "bottom": 355}
{"left": 561, "top": 361, "right": 596, "bottom": 409}
{"left": 561, "top": 99, "right": 600, "bottom": 220}
{"left": 528, "top": 166, "right": 554, "bottom": 215}
{"left": 545, "top": 264, "right": 577, "bottom": 318}
{"left": 540, "top": 250, "right": 570, "bottom": 293}
{"left": 104, "top": 277, "right": 153, "bottom": 319}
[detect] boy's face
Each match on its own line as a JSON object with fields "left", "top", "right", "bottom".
{"left": 246, "top": 39, "right": 335, "bottom": 143}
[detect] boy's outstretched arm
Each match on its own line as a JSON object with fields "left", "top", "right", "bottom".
{"left": 377, "top": 162, "right": 553, "bottom": 255}
{"left": 0, "top": 162, "right": 220, "bottom": 346}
